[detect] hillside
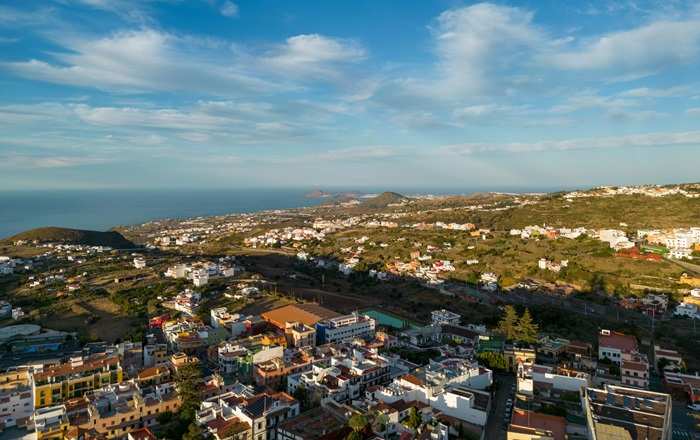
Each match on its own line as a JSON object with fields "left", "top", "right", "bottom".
{"left": 361, "top": 191, "right": 408, "bottom": 209}
{"left": 4, "top": 227, "right": 136, "bottom": 248}
{"left": 411, "top": 194, "right": 700, "bottom": 230}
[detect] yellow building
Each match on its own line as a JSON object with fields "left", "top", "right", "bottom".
{"left": 504, "top": 346, "right": 536, "bottom": 373}
{"left": 31, "top": 355, "right": 123, "bottom": 409}
{"left": 0, "top": 367, "right": 30, "bottom": 391}
{"left": 69, "top": 380, "right": 181, "bottom": 439}
{"left": 680, "top": 273, "right": 700, "bottom": 288}
{"left": 33, "top": 405, "right": 70, "bottom": 440}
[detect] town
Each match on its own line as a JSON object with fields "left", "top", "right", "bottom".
{"left": 1, "top": 184, "right": 700, "bottom": 440}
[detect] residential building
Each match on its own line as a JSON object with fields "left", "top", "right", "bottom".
{"left": 315, "top": 313, "right": 376, "bottom": 345}
{"left": 283, "top": 322, "right": 315, "bottom": 348}
{"left": 582, "top": 385, "right": 672, "bottom": 440}
{"left": 653, "top": 346, "right": 683, "bottom": 373}
{"left": 67, "top": 380, "right": 181, "bottom": 438}
{"left": 192, "top": 267, "right": 209, "bottom": 287}
{"left": 598, "top": 330, "right": 637, "bottom": 364}
{"left": 507, "top": 409, "right": 566, "bottom": 440}
{"left": 261, "top": 304, "right": 339, "bottom": 331}
{"left": 431, "top": 309, "right": 461, "bottom": 326}
{"left": 0, "top": 367, "right": 33, "bottom": 428}
{"left": 277, "top": 405, "right": 348, "bottom": 440}
{"left": 254, "top": 350, "right": 312, "bottom": 388}
{"left": 133, "top": 257, "right": 146, "bottom": 269}
{"left": 197, "top": 391, "right": 300, "bottom": 440}
{"left": 164, "top": 264, "right": 188, "bottom": 279}
{"left": 674, "top": 302, "right": 699, "bottom": 319}
{"left": 517, "top": 364, "right": 590, "bottom": 398}
{"left": 371, "top": 376, "right": 491, "bottom": 432}
{"left": 30, "top": 354, "right": 123, "bottom": 409}
{"left": 287, "top": 349, "right": 391, "bottom": 404}
{"left": 143, "top": 343, "right": 168, "bottom": 368}
{"left": 620, "top": 352, "right": 650, "bottom": 389}
{"left": 32, "top": 405, "right": 69, "bottom": 440}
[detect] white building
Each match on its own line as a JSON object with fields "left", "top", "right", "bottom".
{"left": 192, "top": 268, "right": 209, "bottom": 287}
{"left": 669, "top": 247, "right": 693, "bottom": 260}
{"left": 316, "top": 313, "right": 376, "bottom": 344}
{"left": 431, "top": 310, "right": 461, "bottom": 326}
{"left": 133, "top": 257, "right": 147, "bottom": 269}
{"left": 0, "top": 386, "right": 33, "bottom": 428}
{"left": 674, "top": 302, "right": 699, "bottom": 319}
{"left": 165, "top": 264, "right": 189, "bottom": 279}
{"left": 371, "top": 375, "right": 491, "bottom": 428}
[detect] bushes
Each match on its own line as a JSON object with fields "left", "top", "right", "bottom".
{"left": 477, "top": 351, "right": 508, "bottom": 371}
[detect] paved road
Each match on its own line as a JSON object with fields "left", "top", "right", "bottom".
{"left": 486, "top": 373, "right": 515, "bottom": 440}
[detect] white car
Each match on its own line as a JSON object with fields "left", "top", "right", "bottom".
{"left": 687, "top": 403, "right": 700, "bottom": 411}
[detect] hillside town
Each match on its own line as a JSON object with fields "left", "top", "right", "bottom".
{"left": 2, "top": 185, "right": 700, "bottom": 439}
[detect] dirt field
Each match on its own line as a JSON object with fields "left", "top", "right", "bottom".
{"left": 40, "top": 297, "right": 140, "bottom": 342}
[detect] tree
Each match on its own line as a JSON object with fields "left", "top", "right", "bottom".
{"left": 516, "top": 308, "right": 539, "bottom": 343}
{"left": 182, "top": 422, "right": 205, "bottom": 440}
{"left": 373, "top": 411, "right": 389, "bottom": 433}
{"left": 175, "top": 363, "right": 203, "bottom": 423}
{"left": 405, "top": 407, "right": 422, "bottom": 430}
{"left": 346, "top": 431, "right": 362, "bottom": 440}
{"left": 498, "top": 305, "right": 519, "bottom": 340}
{"left": 477, "top": 351, "right": 507, "bottom": 371}
{"left": 348, "top": 413, "right": 368, "bottom": 432}
{"left": 292, "top": 385, "right": 312, "bottom": 410}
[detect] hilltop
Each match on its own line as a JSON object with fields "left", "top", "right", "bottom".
{"left": 4, "top": 227, "right": 136, "bottom": 248}
{"left": 361, "top": 191, "right": 408, "bottom": 208}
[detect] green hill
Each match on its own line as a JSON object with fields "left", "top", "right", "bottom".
{"left": 361, "top": 191, "right": 408, "bottom": 208}
{"left": 5, "top": 227, "right": 136, "bottom": 248}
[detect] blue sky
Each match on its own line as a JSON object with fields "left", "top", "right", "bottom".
{"left": 1, "top": 0, "right": 700, "bottom": 190}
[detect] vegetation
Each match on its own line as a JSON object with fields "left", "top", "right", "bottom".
{"left": 477, "top": 351, "right": 508, "bottom": 371}
{"left": 404, "top": 407, "right": 422, "bottom": 430}
{"left": 158, "top": 362, "right": 203, "bottom": 440}
{"left": 497, "top": 306, "right": 539, "bottom": 343}
{"left": 4, "top": 226, "right": 135, "bottom": 248}
{"left": 361, "top": 191, "right": 407, "bottom": 209}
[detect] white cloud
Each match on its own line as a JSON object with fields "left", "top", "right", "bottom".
{"left": 428, "top": 3, "right": 543, "bottom": 97}
{"left": 317, "top": 146, "right": 398, "bottom": 161}
{"left": 220, "top": 1, "right": 239, "bottom": 17}
{"left": 262, "top": 34, "right": 366, "bottom": 78}
{"left": 2, "top": 29, "right": 280, "bottom": 95}
{"left": 0, "top": 152, "right": 110, "bottom": 168}
{"left": 441, "top": 130, "right": 700, "bottom": 155}
{"left": 547, "top": 20, "right": 700, "bottom": 77}
{"left": 687, "top": 108, "right": 700, "bottom": 116}
{"left": 618, "top": 85, "right": 692, "bottom": 98}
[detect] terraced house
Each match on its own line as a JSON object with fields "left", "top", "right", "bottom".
{"left": 30, "top": 355, "right": 123, "bottom": 409}
{"left": 66, "top": 380, "right": 180, "bottom": 438}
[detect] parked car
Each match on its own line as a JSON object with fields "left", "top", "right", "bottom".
{"left": 688, "top": 403, "right": 700, "bottom": 411}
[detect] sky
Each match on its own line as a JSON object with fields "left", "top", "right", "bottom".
{"left": 1, "top": 0, "right": 700, "bottom": 191}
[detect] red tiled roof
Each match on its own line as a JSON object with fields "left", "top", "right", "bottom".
{"left": 599, "top": 331, "right": 637, "bottom": 353}
{"left": 401, "top": 374, "right": 424, "bottom": 386}
{"left": 510, "top": 409, "right": 566, "bottom": 440}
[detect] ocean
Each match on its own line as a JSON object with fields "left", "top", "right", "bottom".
{"left": 0, "top": 189, "right": 324, "bottom": 238}
{"left": 0, "top": 185, "right": 564, "bottom": 239}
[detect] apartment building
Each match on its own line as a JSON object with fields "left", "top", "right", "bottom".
{"left": 287, "top": 350, "right": 391, "bottom": 404}
{"left": 283, "top": 322, "right": 315, "bottom": 348}
{"left": 598, "top": 330, "right": 637, "bottom": 364}
{"left": 197, "top": 391, "right": 300, "bottom": 440}
{"left": 315, "top": 313, "right": 376, "bottom": 345}
{"left": 0, "top": 367, "right": 33, "bottom": 428}
{"left": 67, "top": 381, "right": 180, "bottom": 439}
{"left": 621, "top": 352, "right": 650, "bottom": 389}
{"left": 31, "top": 405, "right": 69, "bottom": 440}
{"left": 254, "top": 350, "right": 313, "bottom": 388}
{"left": 31, "top": 355, "right": 123, "bottom": 409}
{"left": 583, "top": 385, "right": 672, "bottom": 440}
